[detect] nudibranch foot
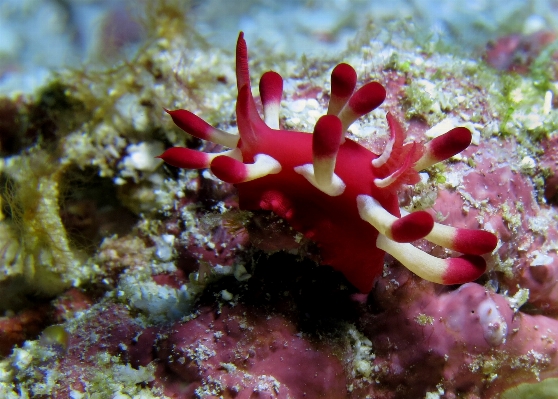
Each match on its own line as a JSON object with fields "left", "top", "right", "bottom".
{"left": 158, "top": 32, "right": 498, "bottom": 293}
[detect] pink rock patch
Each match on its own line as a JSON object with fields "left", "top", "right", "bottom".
{"left": 149, "top": 306, "right": 348, "bottom": 398}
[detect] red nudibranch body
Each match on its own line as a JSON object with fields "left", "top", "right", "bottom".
{"left": 159, "top": 32, "right": 498, "bottom": 293}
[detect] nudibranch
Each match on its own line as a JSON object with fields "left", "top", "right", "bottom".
{"left": 159, "top": 32, "right": 498, "bottom": 293}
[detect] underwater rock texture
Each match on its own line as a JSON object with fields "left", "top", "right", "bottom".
{"left": 2, "top": 2, "right": 558, "bottom": 398}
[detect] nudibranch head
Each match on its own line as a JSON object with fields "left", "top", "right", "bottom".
{"left": 159, "top": 32, "right": 498, "bottom": 293}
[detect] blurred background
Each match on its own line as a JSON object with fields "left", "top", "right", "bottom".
{"left": 1, "top": 0, "right": 557, "bottom": 95}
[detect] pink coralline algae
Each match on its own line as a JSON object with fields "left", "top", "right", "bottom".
{"left": 35, "top": 304, "right": 146, "bottom": 398}
{"left": 34, "top": 291, "right": 349, "bottom": 398}
{"left": 428, "top": 134, "right": 558, "bottom": 316}
{"left": 0, "top": 289, "right": 92, "bottom": 357}
{"left": 361, "top": 268, "right": 558, "bottom": 398}
{"left": 10, "top": 27, "right": 558, "bottom": 399}
{"left": 0, "top": 305, "right": 50, "bottom": 357}
{"left": 159, "top": 32, "right": 497, "bottom": 293}
{"left": 35, "top": 263, "right": 558, "bottom": 399}
{"left": 146, "top": 305, "right": 347, "bottom": 398}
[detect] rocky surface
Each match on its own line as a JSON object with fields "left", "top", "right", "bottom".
{"left": 1, "top": 1, "right": 558, "bottom": 398}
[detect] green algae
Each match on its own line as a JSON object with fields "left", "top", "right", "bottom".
{"left": 502, "top": 377, "right": 558, "bottom": 399}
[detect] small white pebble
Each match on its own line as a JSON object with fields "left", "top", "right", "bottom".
{"left": 221, "top": 289, "right": 233, "bottom": 301}
{"left": 288, "top": 99, "right": 307, "bottom": 113}
{"left": 122, "top": 142, "right": 164, "bottom": 172}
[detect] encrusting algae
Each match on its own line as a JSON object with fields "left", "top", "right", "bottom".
{"left": 1, "top": 1, "right": 558, "bottom": 397}
{"left": 0, "top": 150, "right": 88, "bottom": 300}
{"left": 0, "top": 2, "right": 214, "bottom": 309}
